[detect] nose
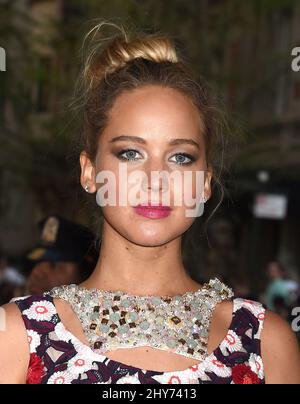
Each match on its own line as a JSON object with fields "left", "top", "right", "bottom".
{"left": 140, "top": 159, "right": 170, "bottom": 195}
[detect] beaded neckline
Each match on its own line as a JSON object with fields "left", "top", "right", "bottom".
{"left": 74, "top": 281, "right": 208, "bottom": 301}
{"left": 47, "top": 277, "right": 234, "bottom": 362}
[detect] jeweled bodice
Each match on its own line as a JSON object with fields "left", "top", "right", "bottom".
{"left": 46, "top": 278, "right": 234, "bottom": 362}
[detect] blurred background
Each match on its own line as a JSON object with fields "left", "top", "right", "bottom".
{"left": 0, "top": 0, "right": 300, "bottom": 335}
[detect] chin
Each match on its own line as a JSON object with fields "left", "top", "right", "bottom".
{"left": 127, "top": 234, "right": 174, "bottom": 247}
{"left": 123, "top": 225, "right": 180, "bottom": 247}
{"left": 104, "top": 209, "right": 190, "bottom": 246}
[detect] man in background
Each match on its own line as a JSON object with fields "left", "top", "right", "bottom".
{"left": 24, "top": 215, "right": 99, "bottom": 295}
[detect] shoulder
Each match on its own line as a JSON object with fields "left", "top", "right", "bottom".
{"left": 261, "top": 309, "right": 300, "bottom": 384}
{"left": 0, "top": 301, "right": 30, "bottom": 383}
{"left": 0, "top": 293, "right": 59, "bottom": 384}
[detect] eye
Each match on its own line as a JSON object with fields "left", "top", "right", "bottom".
{"left": 117, "top": 148, "right": 142, "bottom": 162}
{"left": 169, "top": 153, "right": 195, "bottom": 166}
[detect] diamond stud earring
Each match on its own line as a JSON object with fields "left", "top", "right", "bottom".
{"left": 84, "top": 184, "right": 90, "bottom": 193}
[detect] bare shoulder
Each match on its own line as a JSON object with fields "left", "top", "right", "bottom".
{"left": 261, "top": 309, "right": 300, "bottom": 384}
{"left": 0, "top": 302, "right": 30, "bottom": 384}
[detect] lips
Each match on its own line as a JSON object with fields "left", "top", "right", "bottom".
{"left": 139, "top": 202, "right": 171, "bottom": 209}
{"left": 133, "top": 203, "right": 172, "bottom": 219}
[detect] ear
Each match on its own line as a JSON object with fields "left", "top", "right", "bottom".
{"left": 204, "top": 166, "right": 213, "bottom": 202}
{"left": 79, "top": 151, "right": 97, "bottom": 193}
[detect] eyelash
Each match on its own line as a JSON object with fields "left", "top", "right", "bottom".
{"left": 116, "top": 148, "right": 195, "bottom": 166}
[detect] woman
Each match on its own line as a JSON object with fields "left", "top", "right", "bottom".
{"left": 1, "top": 21, "right": 300, "bottom": 384}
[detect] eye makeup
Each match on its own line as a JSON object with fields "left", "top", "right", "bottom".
{"left": 169, "top": 152, "right": 196, "bottom": 166}
{"left": 114, "top": 148, "right": 197, "bottom": 166}
{"left": 116, "top": 148, "right": 143, "bottom": 162}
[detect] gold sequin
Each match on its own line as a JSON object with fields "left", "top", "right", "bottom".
{"left": 171, "top": 316, "right": 181, "bottom": 325}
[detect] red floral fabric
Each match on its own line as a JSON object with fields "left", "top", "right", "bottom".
{"left": 26, "top": 353, "right": 46, "bottom": 384}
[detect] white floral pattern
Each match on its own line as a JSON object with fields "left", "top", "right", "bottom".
{"left": 220, "top": 330, "right": 243, "bottom": 354}
{"left": 167, "top": 375, "right": 182, "bottom": 383}
{"left": 54, "top": 322, "right": 72, "bottom": 343}
{"left": 23, "top": 300, "right": 56, "bottom": 322}
{"left": 116, "top": 374, "right": 141, "bottom": 384}
{"left": 249, "top": 353, "right": 264, "bottom": 380}
{"left": 67, "top": 353, "right": 98, "bottom": 375}
{"left": 207, "top": 355, "right": 232, "bottom": 378}
{"left": 48, "top": 370, "right": 74, "bottom": 384}
{"left": 27, "top": 330, "right": 41, "bottom": 353}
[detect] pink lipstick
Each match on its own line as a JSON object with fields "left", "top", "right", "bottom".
{"left": 133, "top": 203, "right": 172, "bottom": 219}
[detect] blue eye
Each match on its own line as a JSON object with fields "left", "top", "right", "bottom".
{"left": 116, "top": 150, "right": 195, "bottom": 165}
{"left": 117, "top": 149, "right": 141, "bottom": 162}
{"left": 170, "top": 153, "right": 195, "bottom": 166}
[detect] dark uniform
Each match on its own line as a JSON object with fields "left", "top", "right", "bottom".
{"left": 24, "top": 215, "right": 99, "bottom": 294}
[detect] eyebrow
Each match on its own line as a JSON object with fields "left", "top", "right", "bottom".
{"left": 109, "top": 135, "right": 200, "bottom": 150}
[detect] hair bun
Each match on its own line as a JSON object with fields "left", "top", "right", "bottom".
{"left": 80, "top": 20, "right": 179, "bottom": 91}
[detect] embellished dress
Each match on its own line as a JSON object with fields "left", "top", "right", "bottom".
{"left": 10, "top": 278, "right": 266, "bottom": 384}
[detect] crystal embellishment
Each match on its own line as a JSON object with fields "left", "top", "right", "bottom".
{"left": 46, "top": 277, "right": 234, "bottom": 362}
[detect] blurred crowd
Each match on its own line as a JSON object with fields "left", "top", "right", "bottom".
{"left": 0, "top": 215, "right": 99, "bottom": 305}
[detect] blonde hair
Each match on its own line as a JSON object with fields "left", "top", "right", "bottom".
{"left": 80, "top": 22, "right": 179, "bottom": 92}
{"left": 71, "top": 19, "right": 229, "bottom": 226}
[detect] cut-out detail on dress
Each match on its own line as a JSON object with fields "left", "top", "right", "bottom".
{"left": 46, "top": 278, "right": 234, "bottom": 362}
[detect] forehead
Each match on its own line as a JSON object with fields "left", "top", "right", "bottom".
{"left": 102, "top": 85, "right": 205, "bottom": 144}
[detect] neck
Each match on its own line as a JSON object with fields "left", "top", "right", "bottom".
{"left": 79, "top": 219, "right": 202, "bottom": 296}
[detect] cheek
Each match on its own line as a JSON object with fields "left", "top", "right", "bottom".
{"left": 172, "top": 170, "right": 204, "bottom": 208}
